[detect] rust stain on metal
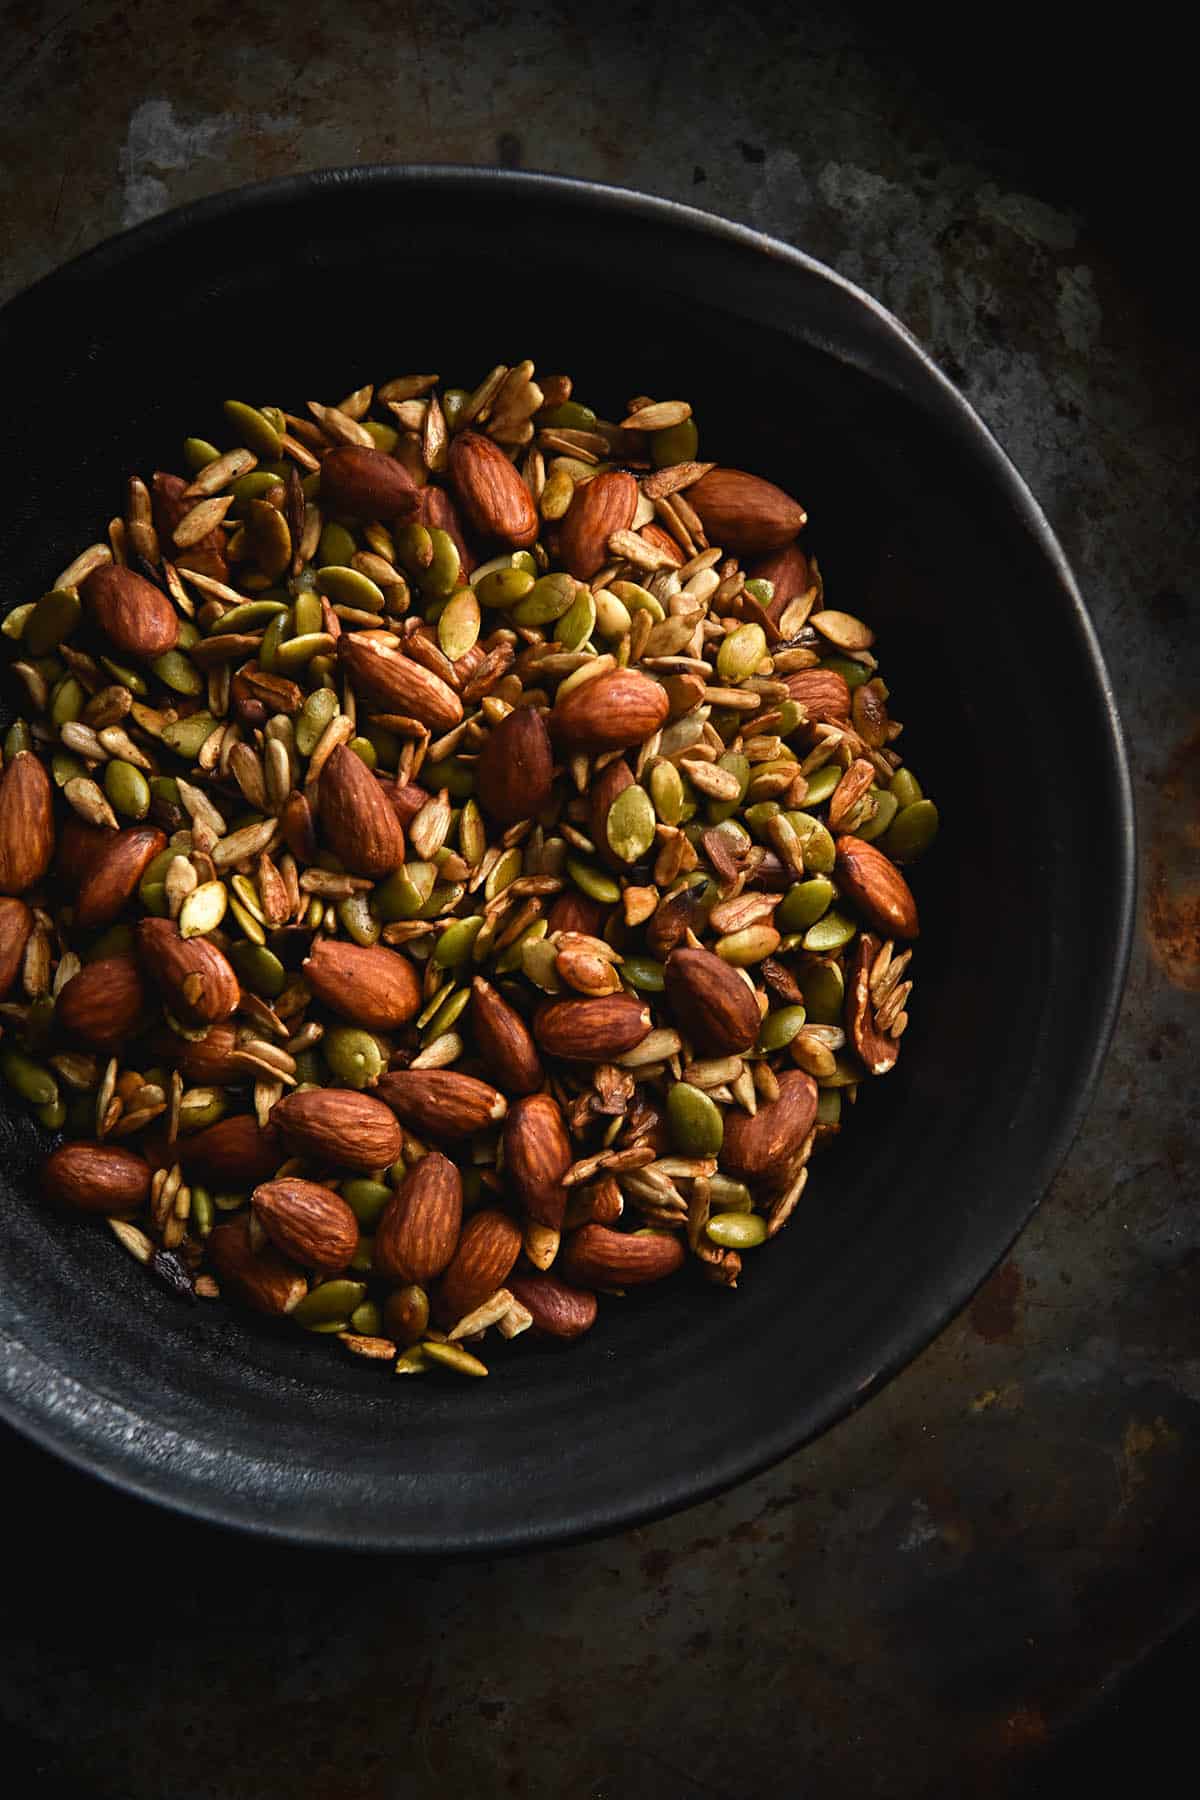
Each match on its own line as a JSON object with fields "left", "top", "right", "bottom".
{"left": 1116, "top": 1415, "right": 1179, "bottom": 1510}
{"left": 970, "top": 1260, "right": 1024, "bottom": 1342}
{"left": 1145, "top": 724, "right": 1200, "bottom": 989}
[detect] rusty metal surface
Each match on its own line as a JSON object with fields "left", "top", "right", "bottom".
{"left": 1, "top": 3, "right": 1196, "bottom": 1794}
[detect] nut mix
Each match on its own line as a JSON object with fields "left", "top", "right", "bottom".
{"left": 0, "top": 363, "right": 938, "bottom": 1377}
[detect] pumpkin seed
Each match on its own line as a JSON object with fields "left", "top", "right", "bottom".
{"left": 152, "top": 649, "right": 204, "bottom": 696}
{"left": 802, "top": 910, "right": 856, "bottom": 953}
{"left": 889, "top": 767, "right": 923, "bottom": 807}
{"left": 716, "top": 924, "right": 781, "bottom": 965}
{"left": 594, "top": 589, "right": 633, "bottom": 638}
{"left": 342, "top": 1178, "right": 392, "bottom": 1227}
{"left": 667, "top": 1082, "right": 724, "bottom": 1155}
{"left": 649, "top": 759, "right": 685, "bottom": 825}
{"left": 292, "top": 1280, "right": 367, "bottom": 1329}
{"left": 104, "top": 758, "right": 150, "bottom": 820}
{"left": 820, "top": 654, "right": 871, "bottom": 690}
{"left": 706, "top": 1212, "right": 766, "bottom": 1249}
{"left": 178, "top": 880, "right": 228, "bottom": 939}
{"left": 422, "top": 985, "right": 470, "bottom": 1042}
{"left": 854, "top": 787, "right": 899, "bottom": 843}
{"left": 24, "top": 589, "right": 81, "bottom": 656}
{"left": 716, "top": 623, "right": 767, "bottom": 684}
{"left": 296, "top": 688, "right": 339, "bottom": 756}
{"left": 777, "top": 878, "right": 835, "bottom": 933}
{"left": 437, "top": 587, "right": 481, "bottom": 661}
{"left": 566, "top": 856, "right": 621, "bottom": 905}
{"left": 374, "top": 861, "right": 437, "bottom": 921}
{"left": 706, "top": 752, "right": 750, "bottom": 825}
{"left": 422, "top": 1340, "right": 488, "bottom": 1378}
{"left": 786, "top": 811, "right": 836, "bottom": 875}
{"left": 707, "top": 1173, "right": 753, "bottom": 1210}
{"left": 475, "top": 566, "right": 536, "bottom": 609}
{"left": 650, "top": 417, "right": 699, "bottom": 466}
{"left": 606, "top": 784, "right": 656, "bottom": 863}
{"left": 324, "top": 1026, "right": 386, "bottom": 1089}
{"left": 880, "top": 799, "right": 939, "bottom": 862}
{"left": 224, "top": 400, "right": 283, "bottom": 458}
{"left": 803, "top": 764, "right": 841, "bottom": 807}
{"left": 316, "top": 565, "right": 385, "bottom": 613}
{"left": 337, "top": 892, "right": 381, "bottom": 946}
{"left": 183, "top": 436, "right": 221, "bottom": 470}
{"left": 435, "top": 915, "right": 485, "bottom": 967}
{"left": 554, "top": 583, "right": 596, "bottom": 649}
{"left": 229, "top": 941, "right": 286, "bottom": 998}
{"left": 621, "top": 954, "right": 665, "bottom": 992}
{"left": 757, "top": 1004, "right": 807, "bottom": 1052}
{"left": 161, "top": 712, "right": 221, "bottom": 759}
{"left": 1, "top": 1048, "right": 59, "bottom": 1108}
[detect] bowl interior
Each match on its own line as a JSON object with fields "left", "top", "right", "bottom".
{"left": 0, "top": 171, "right": 1131, "bottom": 1548}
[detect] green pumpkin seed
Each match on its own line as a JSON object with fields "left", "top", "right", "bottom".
{"left": 337, "top": 892, "right": 381, "bottom": 946}
{"left": 100, "top": 656, "right": 148, "bottom": 696}
{"left": 362, "top": 723, "right": 402, "bottom": 770}
{"left": 224, "top": 399, "right": 283, "bottom": 458}
{"left": 437, "top": 587, "right": 481, "bottom": 661}
{"left": 292, "top": 590, "right": 325, "bottom": 636}
{"left": 324, "top": 1026, "right": 385, "bottom": 1089}
{"left": 35, "top": 1097, "right": 67, "bottom": 1130}
{"left": 341, "top": 1179, "right": 392, "bottom": 1227}
{"left": 706, "top": 1212, "right": 767, "bottom": 1249}
{"left": 475, "top": 566, "right": 536, "bottom": 609}
{"left": 707, "top": 752, "right": 750, "bottom": 825}
{"left": 230, "top": 874, "right": 265, "bottom": 923}
{"left": 650, "top": 416, "right": 699, "bottom": 467}
{"left": 350, "top": 1299, "right": 383, "bottom": 1336}
{"left": 854, "top": 787, "right": 900, "bottom": 843}
{"left": 880, "top": 799, "right": 939, "bottom": 862}
{"left": 273, "top": 632, "right": 333, "bottom": 673}
{"left": 292, "top": 1280, "right": 367, "bottom": 1329}
{"left": 348, "top": 736, "right": 377, "bottom": 769}
{"left": 621, "top": 954, "right": 665, "bottom": 992}
{"left": 51, "top": 749, "right": 87, "bottom": 789}
{"left": 757, "top": 1004, "right": 808, "bottom": 1052}
{"left": 49, "top": 676, "right": 85, "bottom": 728}
{"left": 648, "top": 760, "right": 685, "bottom": 825}
{"left": 394, "top": 523, "right": 434, "bottom": 577}
{"left": 594, "top": 589, "right": 632, "bottom": 639}
{"left": 803, "top": 763, "right": 841, "bottom": 807}
{"left": 24, "top": 589, "right": 81, "bottom": 656}
{"left": 160, "top": 712, "right": 221, "bottom": 760}
{"left": 296, "top": 687, "right": 340, "bottom": 756}
{"left": 484, "top": 846, "right": 523, "bottom": 902}
{"left": 802, "top": 909, "right": 856, "bottom": 953}
{"left": 818, "top": 1053, "right": 861, "bottom": 1090}
{"left": 206, "top": 599, "right": 288, "bottom": 636}
{"left": 227, "top": 891, "right": 266, "bottom": 944}
{"left": 373, "top": 861, "right": 437, "bottom": 921}
{"left": 667, "top": 1081, "right": 724, "bottom": 1155}
{"left": 177, "top": 1088, "right": 229, "bottom": 1132}
{"left": 889, "top": 767, "right": 922, "bottom": 807}
{"left": 707, "top": 1173, "right": 753, "bottom": 1210}
{"left": 538, "top": 401, "right": 598, "bottom": 430}
{"left": 183, "top": 436, "right": 221, "bottom": 471}
{"left": 819, "top": 654, "right": 870, "bottom": 690}
{"left": 743, "top": 577, "right": 775, "bottom": 608}
{"left": 2, "top": 603, "right": 35, "bottom": 640}
{"left": 422, "top": 985, "right": 470, "bottom": 1042}
{"left": 521, "top": 935, "right": 562, "bottom": 991}
{"left": 777, "top": 878, "right": 835, "bottom": 933}
{"left": 816, "top": 1088, "right": 842, "bottom": 1127}
{"left": 191, "top": 1187, "right": 214, "bottom": 1237}
{"left": 422, "top": 1340, "right": 488, "bottom": 1378}
{"left": 458, "top": 798, "right": 485, "bottom": 866}
{"left": 435, "top": 915, "right": 485, "bottom": 967}
{"left": 717, "top": 623, "right": 768, "bottom": 684}
{"left": 606, "top": 784, "right": 657, "bottom": 863}
{"left": 743, "top": 800, "right": 781, "bottom": 839}
{"left": 496, "top": 918, "right": 546, "bottom": 975}
{"left": 317, "top": 522, "right": 357, "bottom": 567}
{"left": 420, "top": 756, "right": 475, "bottom": 800}
{"left": 566, "top": 856, "right": 621, "bottom": 905}
{"left": 422, "top": 529, "right": 461, "bottom": 600}
{"left": 609, "top": 580, "right": 665, "bottom": 622}
{"left": 802, "top": 962, "right": 844, "bottom": 1025}
{"left": 716, "top": 924, "right": 780, "bottom": 965}
{"left": 151, "top": 649, "right": 204, "bottom": 696}
{"left": 103, "top": 758, "right": 150, "bottom": 820}
{"left": 363, "top": 420, "right": 398, "bottom": 453}
{"left": 316, "top": 565, "right": 386, "bottom": 613}
{"left": 229, "top": 470, "right": 286, "bottom": 512}
{"left": 229, "top": 940, "right": 286, "bottom": 998}
{"left": 512, "top": 572, "right": 579, "bottom": 628}
{"left": 178, "top": 879, "right": 228, "bottom": 938}
{"left": 1, "top": 1048, "right": 59, "bottom": 1108}
{"left": 786, "top": 811, "right": 836, "bottom": 875}
{"left": 554, "top": 583, "right": 596, "bottom": 650}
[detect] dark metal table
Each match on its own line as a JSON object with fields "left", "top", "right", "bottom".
{"left": 1, "top": 5, "right": 1195, "bottom": 1794}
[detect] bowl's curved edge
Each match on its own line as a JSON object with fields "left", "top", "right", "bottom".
{"left": 0, "top": 165, "right": 1136, "bottom": 1552}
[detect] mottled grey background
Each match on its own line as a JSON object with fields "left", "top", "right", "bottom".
{"left": 1, "top": 3, "right": 1197, "bottom": 1795}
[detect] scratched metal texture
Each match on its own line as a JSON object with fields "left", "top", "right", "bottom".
{"left": 0, "top": 3, "right": 1195, "bottom": 1796}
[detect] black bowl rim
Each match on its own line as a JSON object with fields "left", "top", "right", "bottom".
{"left": 0, "top": 164, "right": 1136, "bottom": 1551}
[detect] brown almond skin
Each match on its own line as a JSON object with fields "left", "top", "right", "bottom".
{"left": 280, "top": 789, "right": 318, "bottom": 863}
{"left": 252, "top": 1177, "right": 359, "bottom": 1272}
{"left": 181, "top": 1115, "right": 284, "bottom": 1188}
{"left": 470, "top": 977, "right": 543, "bottom": 1096}
{"left": 303, "top": 936, "right": 421, "bottom": 1032}
{"left": 589, "top": 756, "right": 635, "bottom": 870}
{"left": 384, "top": 779, "right": 430, "bottom": 829}
{"left": 507, "top": 1272, "right": 598, "bottom": 1341}
{"left": 533, "top": 993, "right": 652, "bottom": 1061}
{"left": 748, "top": 541, "right": 812, "bottom": 622}
{"left": 687, "top": 467, "right": 807, "bottom": 556}
{"left": 664, "top": 946, "right": 761, "bottom": 1056}
{"left": 552, "top": 669, "right": 670, "bottom": 754}
{"left": 0, "top": 897, "right": 33, "bottom": 998}
{"left": 561, "top": 1223, "right": 685, "bottom": 1288}
{"left": 375, "top": 1068, "right": 508, "bottom": 1139}
{"left": 438, "top": 1208, "right": 523, "bottom": 1321}
{"left": 338, "top": 633, "right": 463, "bottom": 732}
{"left": 639, "top": 521, "right": 685, "bottom": 566}
{"left": 504, "top": 1092, "right": 572, "bottom": 1229}
{"left": 164, "top": 1020, "right": 244, "bottom": 1086}
{"left": 74, "top": 826, "right": 166, "bottom": 929}
{"left": 56, "top": 815, "right": 110, "bottom": 884}
{"left": 834, "top": 836, "right": 920, "bottom": 940}
{"left": 447, "top": 430, "right": 539, "bottom": 548}
{"left": 80, "top": 564, "right": 180, "bottom": 661}
{"left": 722, "top": 1070, "right": 819, "bottom": 1180}
{"left": 782, "top": 668, "right": 851, "bottom": 723}
{"left": 845, "top": 931, "right": 900, "bottom": 1076}
{"left": 373, "top": 1151, "right": 462, "bottom": 1283}
{"left": 319, "top": 445, "right": 421, "bottom": 522}
{"left": 0, "top": 752, "right": 55, "bottom": 896}
{"left": 136, "top": 917, "right": 239, "bottom": 1026}
{"left": 546, "top": 892, "right": 609, "bottom": 938}
{"left": 42, "top": 1141, "right": 152, "bottom": 1214}
{"left": 476, "top": 706, "right": 553, "bottom": 826}
{"left": 646, "top": 887, "right": 711, "bottom": 962}
{"left": 209, "top": 1216, "right": 307, "bottom": 1316}
{"left": 558, "top": 469, "right": 639, "bottom": 578}
{"left": 317, "top": 744, "right": 406, "bottom": 879}
{"left": 418, "top": 483, "right": 476, "bottom": 574}
{"left": 272, "top": 1088, "right": 402, "bottom": 1172}
{"left": 152, "top": 471, "right": 228, "bottom": 582}
{"left": 55, "top": 953, "right": 147, "bottom": 1051}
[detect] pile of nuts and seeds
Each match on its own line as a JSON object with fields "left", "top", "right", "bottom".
{"left": 0, "top": 361, "right": 938, "bottom": 1376}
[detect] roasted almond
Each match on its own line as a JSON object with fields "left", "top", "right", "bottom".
{"left": 588, "top": 756, "right": 635, "bottom": 871}
{"left": 80, "top": 564, "right": 180, "bottom": 661}
{"left": 470, "top": 977, "right": 543, "bottom": 1095}
{"left": 748, "top": 541, "right": 812, "bottom": 622}
{"left": 533, "top": 993, "right": 652, "bottom": 1061}
{"left": 252, "top": 1177, "right": 360, "bottom": 1272}
{"left": 151, "top": 471, "right": 228, "bottom": 581}
{"left": 319, "top": 445, "right": 421, "bottom": 522}
{"left": 552, "top": 668, "right": 669, "bottom": 753}
{"left": 181, "top": 1114, "right": 284, "bottom": 1188}
{"left": 317, "top": 743, "right": 406, "bottom": 879}
{"left": 558, "top": 469, "right": 638, "bottom": 578}
{"left": 834, "top": 836, "right": 919, "bottom": 940}
{"left": 687, "top": 467, "right": 807, "bottom": 556}
{"left": 375, "top": 1068, "right": 508, "bottom": 1138}
{"left": 560, "top": 1223, "right": 685, "bottom": 1287}
{"left": 447, "top": 430, "right": 538, "bottom": 547}
{"left": 418, "top": 483, "right": 475, "bottom": 573}
{"left": 506, "top": 1271, "right": 598, "bottom": 1340}
{"left": 0, "top": 896, "right": 33, "bottom": 998}
{"left": 164, "top": 1020, "right": 244, "bottom": 1086}
{"left": 639, "top": 521, "right": 685, "bottom": 566}
{"left": 42, "top": 1141, "right": 152, "bottom": 1214}
{"left": 74, "top": 825, "right": 166, "bottom": 930}
{"left": 721, "top": 1069, "right": 818, "bottom": 1180}
{"left": 0, "top": 751, "right": 55, "bottom": 896}
{"left": 546, "top": 891, "right": 609, "bottom": 938}
{"left": 55, "top": 953, "right": 147, "bottom": 1051}
{"left": 503, "top": 1092, "right": 572, "bottom": 1228}
{"left": 438, "top": 1207, "right": 522, "bottom": 1321}
{"left": 303, "top": 936, "right": 421, "bottom": 1032}
{"left": 338, "top": 632, "right": 463, "bottom": 732}
{"left": 272, "top": 1087, "right": 402, "bottom": 1172}
{"left": 136, "top": 917, "right": 239, "bottom": 1026}
{"left": 372, "top": 1150, "right": 462, "bottom": 1283}
{"left": 209, "top": 1216, "right": 307, "bottom": 1316}
{"left": 476, "top": 705, "right": 553, "bottom": 826}
{"left": 781, "top": 668, "right": 851, "bottom": 722}
{"left": 664, "top": 946, "right": 760, "bottom": 1055}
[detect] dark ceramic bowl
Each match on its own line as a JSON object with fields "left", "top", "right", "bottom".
{"left": 0, "top": 168, "right": 1133, "bottom": 1551}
